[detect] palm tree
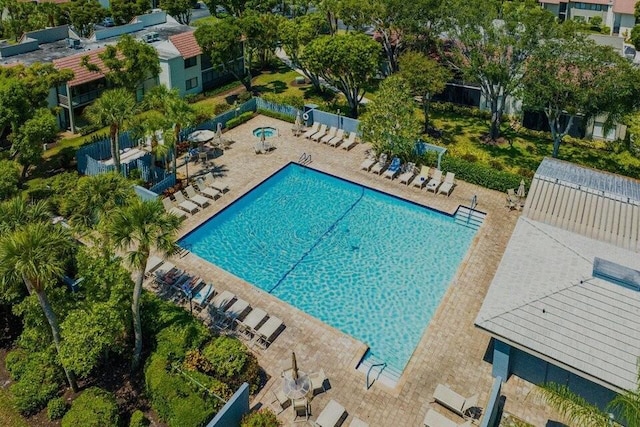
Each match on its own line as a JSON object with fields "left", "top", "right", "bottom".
{"left": 144, "top": 86, "right": 196, "bottom": 175}
{"left": 85, "top": 89, "right": 137, "bottom": 175}
{"left": 537, "top": 380, "right": 640, "bottom": 426}
{"left": 104, "top": 198, "right": 181, "bottom": 371}
{"left": 0, "top": 196, "right": 51, "bottom": 233}
{"left": 0, "top": 222, "right": 79, "bottom": 391}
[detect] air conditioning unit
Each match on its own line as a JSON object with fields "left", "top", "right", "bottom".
{"left": 142, "top": 33, "right": 154, "bottom": 43}
{"left": 66, "top": 38, "right": 81, "bottom": 49}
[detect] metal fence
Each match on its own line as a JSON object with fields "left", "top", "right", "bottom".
{"left": 255, "top": 97, "right": 301, "bottom": 119}
{"left": 149, "top": 173, "right": 176, "bottom": 195}
{"left": 311, "top": 109, "right": 360, "bottom": 135}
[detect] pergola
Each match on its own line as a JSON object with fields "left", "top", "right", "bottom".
{"left": 414, "top": 140, "right": 447, "bottom": 170}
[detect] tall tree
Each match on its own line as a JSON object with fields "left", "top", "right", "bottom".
{"left": 12, "top": 108, "right": 58, "bottom": 179}
{"left": 109, "top": 0, "right": 149, "bottom": 25}
{"left": 301, "top": 34, "right": 381, "bottom": 117}
{"left": 0, "top": 222, "right": 78, "bottom": 391}
{"left": 84, "top": 89, "right": 137, "bottom": 174}
{"left": 359, "top": 75, "right": 421, "bottom": 159}
{"left": 240, "top": 12, "right": 282, "bottom": 69}
{"left": 519, "top": 36, "right": 640, "bottom": 158}
{"left": 0, "top": 162, "right": 21, "bottom": 202}
{"left": 160, "top": 0, "right": 196, "bottom": 25}
{"left": 65, "top": 0, "right": 106, "bottom": 38}
{"left": 195, "top": 19, "right": 250, "bottom": 91}
{"left": 398, "top": 51, "right": 451, "bottom": 133}
{"left": 447, "top": 0, "right": 556, "bottom": 140}
{"left": 105, "top": 198, "right": 181, "bottom": 371}
{"left": 278, "top": 12, "right": 326, "bottom": 91}
{"left": 317, "top": 0, "right": 339, "bottom": 35}
{"left": 203, "top": 0, "right": 278, "bottom": 17}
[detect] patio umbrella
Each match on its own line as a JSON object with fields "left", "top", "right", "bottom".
{"left": 292, "top": 351, "right": 299, "bottom": 381}
{"left": 516, "top": 179, "right": 526, "bottom": 199}
{"left": 187, "top": 130, "right": 215, "bottom": 143}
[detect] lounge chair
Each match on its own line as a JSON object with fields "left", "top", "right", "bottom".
{"left": 506, "top": 188, "right": 520, "bottom": 210}
{"left": 314, "top": 399, "right": 346, "bottom": 427}
{"left": 269, "top": 388, "right": 290, "bottom": 414}
{"left": 294, "top": 398, "right": 310, "bottom": 422}
{"left": 423, "top": 409, "right": 472, "bottom": 427}
{"left": 195, "top": 181, "right": 221, "bottom": 200}
{"left": 349, "top": 417, "right": 369, "bottom": 427}
{"left": 255, "top": 316, "right": 284, "bottom": 349}
{"left": 184, "top": 186, "right": 210, "bottom": 208}
{"left": 370, "top": 153, "right": 388, "bottom": 175}
{"left": 320, "top": 126, "right": 338, "bottom": 144}
{"left": 203, "top": 172, "right": 230, "bottom": 193}
{"left": 327, "top": 129, "right": 345, "bottom": 147}
{"left": 224, "top": 298, "right": 250, "bottom": 321}
{"left": 433, "top": 384, "right": 479, "bottom": 418}
{"left": 412, "top": 166, "right": 431, "bottom": 189}
{"left": 309, "top": 368, "right": 328, "bottom": 395}
{"left": 311, "top": 124, "right": 328, "bottom": 141}
{"left": 172, "top": 192, "right": 199, "bottom": 214}
{"left": 383, "top": 157, "right": 402, "bottom": 179}
{"left": 398, "top": 162, "right": 416, "bottom": 185}
{"left": 192, "top": 283, "right": 214, "bottom": 308}
{"left": 144, "top": 256, "right": 164, "bottom": 279}
{"left": 360, "top": 154, "right": 377, "bottom": 172}
{"left": 209, "top": 290, "right": 236, "bottom": 313}
{"left": 303, "top": 122, "right": 320, "bottom": 139}
{"left": 438, "top": 172, "right": 456, "bottom": 196}
{"left": 340, "top": 132, "right": 358, "bottom": 150}
{"left": 162, "top": 197, "right": 187, "bottom": 219}
{"left": 236, "top": 307, "right": 268, "bottom": 340}
{"left": 426, "top": 169, "right": 443, "bottom": 193}
{"left": 154, "top": 261, "right": 175, "bottom": 280}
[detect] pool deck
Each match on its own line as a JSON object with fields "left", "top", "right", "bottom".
{"left": 162, "top": 115, "right": 555, "bottom": 426}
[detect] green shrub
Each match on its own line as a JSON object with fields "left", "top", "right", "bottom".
{"left": 237, "top": 91, "right": 253, "bottom": 103}
{"left": 261, "top": 93, "right": 305, "bottom": 110}
{"left": 241, "top": 409, "right": 282, "bottom": 427}
{"left": 226, "top": 112, "right": 255, "bottom": 129}
{"left": 155, "top": 323, "right": 210, "bottom": 360}
{"left": 7, "top": 350, "right": 63, "bottom": 415}
{"left": 440, "top": 156, "right": 527, "bottom": 193}
{"left": 129, "top": 409, "right": 149, "bottom": 427}
{"left": 0, "top": 160, "right": 20, "bottom": 201}
{"left": 257, "top": 108, "right": 296, "bottom": 124}
{"left": 47, "top": 397, "right": 68, "bottom": 421}
{"left": 61, "top": 387, "right": 120, "bottom": 427}
{"left": 430, "top": 102, "right": 492, "bottom": 120}
{"left": 202, "top": 336, "right": 261, "bottom": 393}
{"left": 5, "top": 349, "right": 28, "bottom": 380}
{"left": 213, "top": 103, "right": 232, "bottom": 115}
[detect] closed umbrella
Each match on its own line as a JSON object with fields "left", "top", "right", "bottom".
{"left": 215, "top": 122, "right": 223, "bottom": 139}
{"left": 294, "top": 111, "right": 302, "bottom": 135}
{"left": 292, "top": 351, "right": 299, "bottom": 381}
{"left": 516, "top": 179, "right": 526, "bottom": 199}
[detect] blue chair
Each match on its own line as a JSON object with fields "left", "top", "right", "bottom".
{"left": 383, "top": 157, "right": 402, "bottom": 179}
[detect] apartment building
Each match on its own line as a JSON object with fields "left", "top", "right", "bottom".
{"left": 540, "top": 0, "right": 638, "bottom": 36}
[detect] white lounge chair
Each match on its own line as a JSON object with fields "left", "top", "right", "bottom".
{"left": 203, "top": 172, "right": 230, "bottom": 193}
{"left": 433, "top": 384, "right": 479, "bottom": 418}
{"left": 412, "top": 166, "right": 431, "bottom": 188}
{"left": 303, "top": 122, "right": 320, "bottom": 139}
{"left": 224, "top": 298, "right": 250, "bottom": 321}
{"left": 398, "top": 162, "right": 416, "bottom": 185}
{"left": 340, "top": 132, "right": 358, "bottom": 150}
{"left": 195, "top": 181, "right": 221, "bottom": 200}
{"left": 162, "top": 197, "right": 187, "bottom": 219}
{"left": 255, "top": 316, "right": 284, "bottom": 349}
{"left": 314, "top": 399, "right": 346, "bottom": 427}
{"left": 192, "top": 283, "right": 214, "bottom": 308}
{"left": 370, "top": 154, "right": 388, "bottom": 175}
{"left": 360, "top": 154, "right": 377, "bottom": 172}
{"left": 236, "top": 307, "right": 268, "bottom": 340}
{"left": 320, "top": 126, "right": 338, "bottom": 144}
{"left": 311, "top": 124, "right": 328, "bottom": 141}
{"left": 438, "top": 172, "right": 456, "bottom": 196}
{"left": 172, "top": 192, "right": 199, "bottom": 214}
{"left": 184, "top": 185, "right": 211, "bottom": 208}
{"left": 327, "top": 129, "right": 345, "bottom": 147}
{"left": 423, "top": 409, "right": 472, "bottom": 427}
{"left": 426, "top": 169, "right": 443, "bottom": 193}
{"left": 209, "top": 290, "right": 236, "bottom": 313}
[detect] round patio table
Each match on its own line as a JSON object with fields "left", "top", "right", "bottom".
{"left": 282, "top": 371, "right": 311, "bottom": 400}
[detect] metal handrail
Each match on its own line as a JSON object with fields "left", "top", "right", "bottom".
{"left": 366, "top": 362, "right": 386, "bottom": 390}
{"left": 298, "top": 152, "right": 312, "bottom": 165}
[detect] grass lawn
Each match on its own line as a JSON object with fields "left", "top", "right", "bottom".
{"left": 0, "top": 389, "right": 29, "bottom": 427}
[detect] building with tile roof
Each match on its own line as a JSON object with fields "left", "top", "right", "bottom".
{"left": 539, "top": 0, "right": 639, "bottom": 37}
{"left": 476, "top": 157, "right": 640, "bottom": 411}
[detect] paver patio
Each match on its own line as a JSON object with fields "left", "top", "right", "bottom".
{"left": 160, "top": 115, "right": 556, "bottom": 427}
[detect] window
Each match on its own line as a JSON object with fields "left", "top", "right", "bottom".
{"left": 185, "top": 77, "right": 198, "bottom": 90}
{"left": 572, "top": 2, "right": 606, "bottom": 11}
{"left": 184, "top": 56, "right": 197, "bottom": 68}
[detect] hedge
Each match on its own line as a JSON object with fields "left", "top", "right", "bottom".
{"left": 129, "top": 409, "right": 149, "bottom": 427}
{"left": 202, "top": 336, "right": 261, "bottom": 393}
{"left": 440, "top": 156, "right": 527, "bottom": 193}
{"left": 226, "top": 112, "right": 255, "bottom": 129}
{"left": 241, "top": 409, "right": 282, "bottom": 427}
{"left": 61, "top": 388, "right": 120, "bottom": 427}
{"left": 47, "top": 397, "right": 68, "bottom": 421}
{"left": 257, "top": 108, "right": 296, "bottom": 124}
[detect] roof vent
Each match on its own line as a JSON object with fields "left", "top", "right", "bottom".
{"left": 593, "top": 257, "right": 640, "bottom": 291}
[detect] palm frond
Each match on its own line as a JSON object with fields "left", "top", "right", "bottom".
{"left": 534, "top": 383, "right": 611, "bottom": 427}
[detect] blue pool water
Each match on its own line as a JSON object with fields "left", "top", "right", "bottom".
{"left": 253, "top": 127, "right": 277, "bottom": 138}
{"left": 180, "top": 164, "right": 476, "bottom": 373}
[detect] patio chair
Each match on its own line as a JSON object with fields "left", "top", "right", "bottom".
{"left": 310, "top": 124, "right": 328, "bottom": 141}
{"left": 412, "top": 166, "right": 431, "bottom": 189}
{"left": 426, "top": 169, "right": 443, "bottom": 193}
{"left": 341, "top": 132, "right": 358, "bottom": 150}
{"left": 203, "top": 172, "right": 230, "bottom": 193}
{"left": 370, "top": 153, "right": 388, "bottom": 175}
{"left": 255, "top": 316, "right": 284, "bottom": 349}
{"left": 184, "top": 186, "right": 211, "bottom": 208}
{"left": 438, "top": 172, "right": 456, "bottom": 196}
{"left": 236, "top": 307, "right": 268, "bottom": 340}
{"left": 506, "top": 188, "right": 520, "bottom": 210}
{"left": 398, "top": 162, "right": 416, "bottom": 185}
{"left": 303, "top": 122, "right": 320, "bottom": 139}
{"left": 360, "top": 153, "right": 377, "bottom": 172}
{"left": 433, "top": 384, "right": 479, "bottom": 418}
{"left": 162, "top": 197, "right": 187, "bottom": 219}
{"left": 383, "top": 157, "right": 402, "bottom": 180}
{"left": 269, "top": 388, "right": 290, "bottom": 414}
{"left": 293, "top": 398, "right": 310, "bottom": 422}
{"left": 172, "top": 192, "right": 199, "bottom": 214}
{"left": 320, "top": 126, "right": 338, "bottom": 144}
{"left": 313, "top": 399, "right": 346, "bottom": 427}
{"left": 423, "top": 409, "right": 472, "bottom": 427}
{"left": 195, "top": 180, "right": 221, "bottom": 200}
{"left": 327, "top": 129, "right": 345, "bottom": 147}
{"left": 308, "top": 368, "right": 328, "bottom": 395}
{"left": 224, "top": 298, "right": 251, "bottom": 322}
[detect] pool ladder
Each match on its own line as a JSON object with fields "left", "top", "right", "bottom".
{"left": 366, "top": 362, "right": 386, "bottom": 390}
{"left": 298, "top": 152, "right": 312, "bottom": 165}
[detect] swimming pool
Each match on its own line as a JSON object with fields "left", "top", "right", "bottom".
{"left": 180, "top": 164, "right": 477, "bottom": 374}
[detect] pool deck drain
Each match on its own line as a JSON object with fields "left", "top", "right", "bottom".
{"left": 158, "top": 115, "right": 558, "bottom": 427}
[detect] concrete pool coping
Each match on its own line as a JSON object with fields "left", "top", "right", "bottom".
{"left": 157, "top": 115, "right": 557, "bottom": 426}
